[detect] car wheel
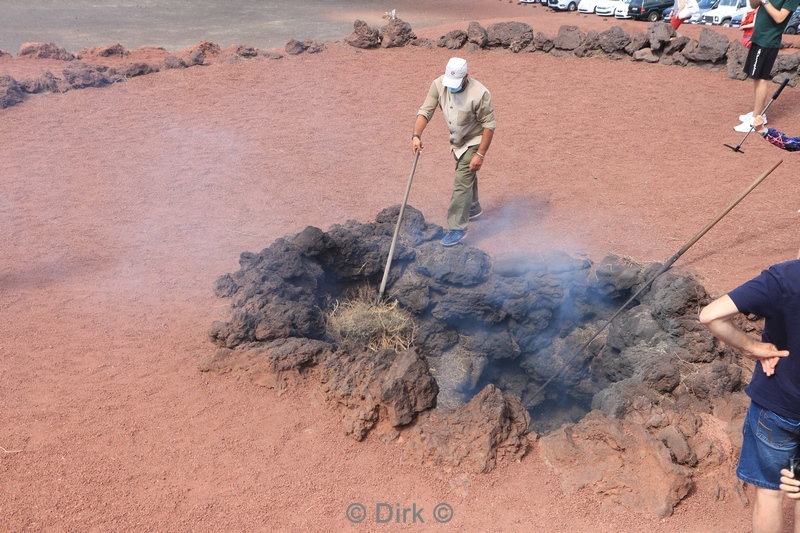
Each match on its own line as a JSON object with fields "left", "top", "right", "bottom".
{"left": 568, "top": 1, "right": 578, "bottom": 10}
{"left": 648, "top": 10, "right": 660, "bottom": 21}
{"left": 721, "top": 18, "right": 731, "bottom": 26}
{"left": 786, "top": 26, "right": 798, "bottom": 34}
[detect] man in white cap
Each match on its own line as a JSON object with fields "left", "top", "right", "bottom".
{"left": 412, "top": 57, "right": 496, "bottom": 246}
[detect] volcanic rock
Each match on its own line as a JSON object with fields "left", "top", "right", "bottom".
{"left": 438, "top": 30, "right": 468, "bottom": 49}
{"left": 77, "top": 43, "right": 129, "bottom": 59}
{"left": 16, "top": 71, "right": 60, "bottom": 94}
{"left": 285, "top": 39, "right": 307, "bottom": 55}
{"left": 647, "top": 22, "right": 675, "bottom": 52}
{"left": 402, "top": 384, "right": 530, "bottom": 473}
{"left": 345, "top": 20, "right": 381, "bottom": 49}
{"left": 486, "top": 21, "right": 534, "bottom": 51}
{"left": 162, "top": 55, "right": 189, "bottom": 69}
{"left": 467, "top": 21, "right": 489, "bottom": 47}
{"left": 319, "top": 347, "right": 438, "bottom": 439}
{"left": 540, "top": 410, "right": 693, "bottom": 517}
{"left": 625, "top": 32, "right": 649, "bottom": 55}
{"left": 534, "top": 31, "right": 556, "bottom": 52}
{"left": 380, "top": 18, "right": 416, "bottom": 48}
{"left": 633, "top": 48, "right": 660, "bottom": 63}
{"left": 554, "top": 25, "right": 585, "bottom": 51}
{"left": 599, "top": 26, "right": 631, "bottom": 53}
{"left": 62, "top": 62, "right": 118, "bottom": 88}
{"left": 663, "top": 35, "right": 690, "bottom": 56}
{"left": 682, "top": 27, "right": 729, "bottom": 62}
{"left": 0, "top": 76, "right": 24, "bottom": 108}
{"left": 18, "top": 42, "right": 74, "bottom": 60}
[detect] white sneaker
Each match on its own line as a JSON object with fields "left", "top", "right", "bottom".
{"left": 734, "top": 121, "right": 755, "bottom": 133}
{"left": 737, "top": 112, "right": 767, "bottom": 124}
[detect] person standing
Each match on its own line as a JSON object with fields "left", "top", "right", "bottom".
{"left": 740, "top": 8, "right": 758, "bottom": 48}
{"left": 671, "top": 0, "right": 699, "bottom": 30}
{"left": 412, "top": 57, "right": 496, "bottom": 246}
{"left": 699, "top": 261, "right": 800, "bottom": 533}
{"left": 735, "top": 0, "right": 800, "bottom": 132}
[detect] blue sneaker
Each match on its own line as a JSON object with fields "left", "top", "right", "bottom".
{"left": 469, "top": 208, "right": 483, "bottom": 220}
{"left": 440, "top": 229, "right": 466, "bottom": 246}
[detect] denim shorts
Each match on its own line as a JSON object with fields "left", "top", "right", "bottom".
{"left": 737, "top": 401, "right": 800, "bottom": 490}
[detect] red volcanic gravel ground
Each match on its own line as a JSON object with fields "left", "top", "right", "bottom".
{"left": 2, "top": 4, "right": 800, "bottom": 531}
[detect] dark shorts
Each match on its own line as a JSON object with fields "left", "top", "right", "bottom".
{"left": 745, "top": 44, "right": 779, "bottom": 80}
{"left": 736, "top": 401, "right": 800, "bottom": 490}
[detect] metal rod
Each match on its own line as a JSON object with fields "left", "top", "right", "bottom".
{"left": 377, "top": 150, "right": 420, "bottom": 305}
{"left": 527, "top": 159, "right": 783, "bottom": 404}
{"left": 725, "top": 77, "right": 790, "bottom": 153}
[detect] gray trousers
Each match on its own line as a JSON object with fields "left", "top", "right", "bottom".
{"left": 447, "top": 145, "right": 482, "bottom": 231}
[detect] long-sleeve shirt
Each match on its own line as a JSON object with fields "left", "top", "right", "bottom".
{"left": 417, "top": 76, "right": 496, "bottom": 159}
{"left": 762, "top": 127, "right": 800, "bottom": 151}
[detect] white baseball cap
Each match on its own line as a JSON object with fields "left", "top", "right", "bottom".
{"left": 442, "top": 57, "right": 468, "bottom": 89}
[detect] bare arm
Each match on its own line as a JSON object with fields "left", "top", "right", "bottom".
{"left": 698, "top": 294, "right": 789, "bottom": 376}
{"left": 412, "top": 115, "right": 428, "bottom": 154}
{"left": 469, "top": 128, "right": 494, "bottom": 172}
{"left": 760, "top": 0, "right": 793, "bottom": 23}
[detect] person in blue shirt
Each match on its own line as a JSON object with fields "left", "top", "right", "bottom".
{"left": 700, "top": 261, "right": 800, "bottom": 533}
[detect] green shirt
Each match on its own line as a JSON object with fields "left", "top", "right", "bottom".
{"left": 752, "top": 0, "right": 800, "bottom": 48}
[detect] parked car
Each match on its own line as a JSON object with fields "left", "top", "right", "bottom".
{"left": 623, "top": 0, "right": 673, "bottom": 20}
{"left": 595, "top": 0, "right": 625, "bottom": 15}
{"left": 548, "top": 0, "right": 580, "bottom": 10}
{"left": 579, "top": 0, "right": 603, "bottom": 13}
{"left": 664, "top": 0, "right": 720, "bottom": 23}
{"left": 614, "top": 0, "right": 635, "bottom": 18}
{"left": 700, "top": 0, "right": 751, "bottom": 27}
{"left": 688, "top": 0, "right": 721, "bottom": 22}
{"left": 784, "top": 7, "right": 800, "bottom": 33}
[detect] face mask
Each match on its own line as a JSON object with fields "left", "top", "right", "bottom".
{"left": 448, "top": 81, "right": 464, "bottom": 93}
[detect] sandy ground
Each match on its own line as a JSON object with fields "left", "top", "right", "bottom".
{"left": 2, "top": 4, "right": 800, "bottom": 532}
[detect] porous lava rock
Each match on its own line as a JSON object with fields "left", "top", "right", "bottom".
{"left": 486, "top": 21, "right": 534, "bottom": 51}
{"left": 554, "top": 25, "right": 585, "bottom": 51}
{"left": 467, "top": 21, "right": 489, "bottom": 48}
{"left": 76, "top": 43, "right": 129, "bottom": 59}
{"left": 380, "top": 18, "right": 416, "bottom": 48}
{"left": 437, "top": 30, "right": 469, "bottom": 50}
{"left": 625, "top": 32, "right": 649, "bottom": 55}
{"left": 402, "top": 384, "right": 531, "bottom": 473}
{"left": 0, "top": 75, "right": 24, "bottom": 108}
{"left": 647, "top": 22, "right": 675, "bottom": 52}
{"left": 62, "top": 62, "right": 119, "bottom": 89}
{"left": 682, "top": 27, "right": 729, "bottom": 63}
{"left": 539, "top": 410, "right": 693, "bottom": 518}
{"left": 16, "top": 71, "right": 60, "bottom": 94}
{"left": 206, "top": 206, "right": 753, "bottom": 513}
{"left": 599, "top": 26, "right": 631, "bottom": 53}
{"left": 345, "top": 20, "right": 381, "bottom": 49}
{"left": 18, "top": 42, "right": 74, "bottom": 60}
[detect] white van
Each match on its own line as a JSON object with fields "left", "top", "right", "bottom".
{"left": 700, "top": 0, "right": 751, "bottom": 26}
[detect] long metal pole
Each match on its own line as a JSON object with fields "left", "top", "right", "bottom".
{"left": 528, "top": 159, "right": 783, "bottom": 404}
{"left": 377, "top": 151, "right": 420, "bottom": 305}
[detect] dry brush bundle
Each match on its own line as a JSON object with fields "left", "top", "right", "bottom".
{"left": 324, "top": 286, "right": 417, "bottom": 352}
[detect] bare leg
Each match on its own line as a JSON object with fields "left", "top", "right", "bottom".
{"left": 753, "top": 486, "right": 784, "bottom": 533}
{"left": 754, "top": 78, "right": 770, "bottom": 117}
{"left": 795, "top": 500, "right": 800, "bottom": 533}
